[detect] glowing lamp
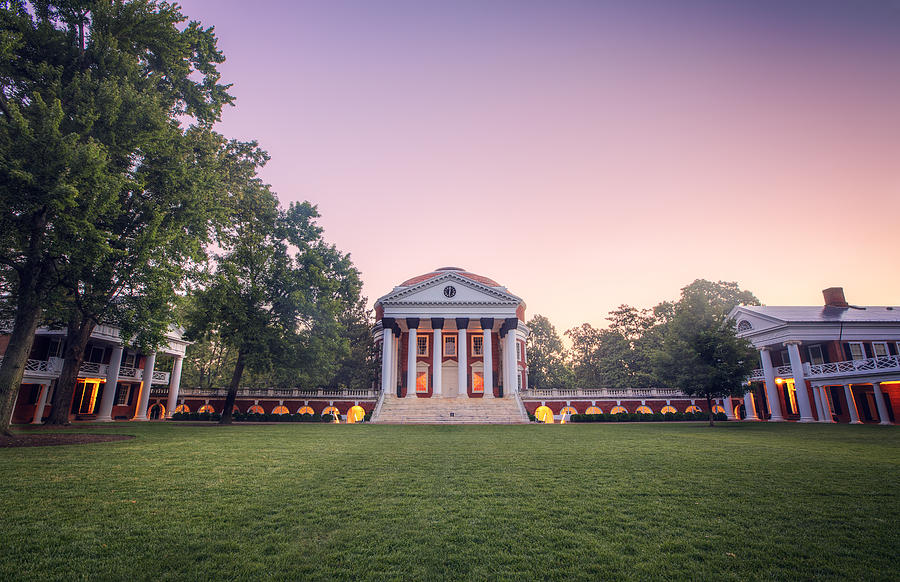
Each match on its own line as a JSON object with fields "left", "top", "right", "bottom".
{"left": 775, "top": 377, "right": 784, "bottom": 385}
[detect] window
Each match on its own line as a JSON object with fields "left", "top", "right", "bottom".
{"left": 248, "top": 405, "right": 265, "bottom": 414}
{"left": 872, "top": 342, "right": 889, "bottom": 358}
{"left": 611, "top": 405, "right": 627, "bottom": 414}
{"left": 661, "top": 405, "right": 677, "bottom": 414}
{"left": 848, "top": 342, "right": 865, "bottom": 360}
{"left": 516, "top": 342, "right": 522, "bottom": 362}
{"left": 272, "top": 405, "right": 289, "bottom": 415}
{"left": 517, "top": 373, "right": 522, "bottom": 391}
{"left": 47, "top": 338, "right": 63, "bottom": 359}
{"left": 198, "top": 404, "right": 215, "bottom": 414}
{"left": 472, "top": 336, "right": 484, "bottom": 356}
{"left": 808, "top": 345, "right": 824, "bottom": 365}
{"left": 88, "top": 346, "right": 105, "bottom": 364}
{"left": 297, "top": 405, "right": 313, "bottom": 415}
{"left": 115, "top": 384, "right": 131, "bottom": 406}
{"left": 174, "top": 404, "right": 190, "bottom": 414}
{"left": 636, "top": 405, "right": 652, "bottom": 414}
{"left": 123, "top": 352, "right": 136, "bottom": 368}
{"left": 416, "top": 371, "right": 428, "bottom": 392}
{"left": 416, "top": 335, "right": 429, "bottom": 356}
{"left": 472, "top": 371, "right": 484, "bottom": 392}
{"left": 779, "top": 349, "right": 790, "bottom": 366}
{"left": 585, "top": 406, "right": 603, "bottom": 415}
{"left": 444, "top": 335, "right": 456, "bottom": 357}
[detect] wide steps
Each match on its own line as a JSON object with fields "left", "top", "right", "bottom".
{"left": 375, "top": 396, "right": 528, "bottom": 424}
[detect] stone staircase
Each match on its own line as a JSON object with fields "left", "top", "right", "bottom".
{"left": 374, "top": 395, "right": 529, "bottom": 424}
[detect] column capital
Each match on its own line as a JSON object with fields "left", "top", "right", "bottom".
{"left": 480, "top": 317, "right": 494, "bottom": 331}
{"left": 499, "top": 317, "right": 518, "bottom": 338}
{"left": 406, "top": 317, "right": 420, "bottom": 330}
{"left": 431, "top": 317, "right": 444, "bottom": 329}
{"left": 783, "top": 340, "right": 803, "bottom": 347}
{"left": 455, "top": 317, "right": 469, "bottom": 330}
{"left": 759, "top": 346, "right": 771, "bottom": 352}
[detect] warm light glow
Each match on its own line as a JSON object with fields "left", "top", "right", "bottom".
{"left": 416, "top": 371, "right": 428, "bottom": 392}
{"left": 661, "top": 405, "right": 676, "bottom": 414}
{"left": 611, "top": 406, "right": 627, "bottom": 414}
{"left": 585, "top": 406, "right": 603, "bottom": 415}
{"left": 636, "top": 405, "right": 652, "bottom": 414}
{"left": 272, "top": 405, "right": 289, "bottom": 415}
{"left": 472, "top": 372, "right": 484, "bottom": 393}
{"left": 712, "top": 405, "right": 725, "bottom": 414}
{"left": 248, "top": 405, "right": 264, "bottom": 414}
{"left": 775, "top": 377, "right": 784, "bottom": 385}
{"left": 198, "top": 404, "right": 215, "bottom": 414}
{"left": 297, "top": 405, "right": 314, "bottom": 415}
{"left": 148, "top": 403, "right": 165, "bottom": 419}
{"left": 322, "top": 406, "right": 340, "bottom": 423}
{"left": 534, "top": 405, "right": 554, "bottom": 424}
{"left": 685, "top": 405, "right": 701, "bottom": 413}
{"left": 174, "top": 404, "right": 190, "bottom": 413}
{"left": 347, "top": 405, "right": 365, "bottom": 423}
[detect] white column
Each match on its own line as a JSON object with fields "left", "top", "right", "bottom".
{"left": 482, "top": 327, "right": 493, "bottom": 399}
{"left": 134, "top": 352, "right": 156, "bottom": 421}
{"left": 785, "top": 341, "right": 815, "bottom": 422}
{"left": 407, "top": 327, "right": 417, "bottom": 398}
{"left": 391, "top": 330, "right": 400, "bottom": 394}
{"left": 873, "top": 382, "right": 892, "bottom": 425}
{"left": 31, "top": 382, "right": 51, "bottom": 424}
{"left": 818, "top": 387, "right": 834, "bottom": 423}
{"left": 744, "top": 390, "right": 759, "bottom": 420}
{"left": 812, "top": 385, "right": 824, "bottom": 422}
{"left": 723, "top": 396, "right": 736, "bottom": 420}
{"left": 380, "top": 329, "right": 394, "bottom": 396}
{"left": 503, "top": 331, "right": 516, "bottom": 397}
{"left": 165, "top": 355, "right": 184, "bottom": 418}
{"left": 844, "top": 384, "right": 861, "bottom": 424}
{"left": 760, "top": 348, "right": 784, "bottom": 421}
{"left": 432, "top": 327, "right": 442, "bottom": 397}
{"left": 458, "top": 327, "right": 467, "bottom": 397}
{"left": 96, "top": 345, "right": 124, "bottom": 422}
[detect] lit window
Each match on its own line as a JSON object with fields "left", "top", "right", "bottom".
{"left": 198, "top": 404, "right": 215, "bottom": 414}
{"left": 560, "top": 406, "right": 577, "bottom": 416}
{"left": 636, "top": 405, "right": 652, "bottom": 414}
{"left": 808, "top": 345, "right": 824, "bottom": 365}
{"left": 248, "top": 405, "right": 264, "bottom": 414}
{"left": 611, "top": 406, "right": 627, "bottom": 414}
{"left": 873, "top": 342, "right": 889, "bottom": 358}
{"left": 322, "top": 406, "right": 340, "bottom": 422}
{"left": 272, "top": 405, "right": 289, "bottom": 415}
{"left": 661, "top": 405, "right": 676, "bottom": 414}
{"left": 444, "top": 335, "right": 457, "bottom": 356}
{"left": 148, "top": 403, "right": 165, "bottom": 419}
{"left": 416, "top": 371, "right": 428, "bottom": 392}
{"left": 848, "top": 342, "right": 865, "bottom": 360}
{"left": 787, "top": 382, "right": 798, "bottom": 414}
{"left": 416, "top": 335, "right": 429, "bottom": 356}
{"left": 535, "top": 405, "right": 553, "bottom": 423}
{"left": 347, "top": 405, "right": 365, "bottom": 424}
{"left": 174, "top": 404, "right": 190, "bottom": 413}
{"left": 472, "top": 372, "right": 484, "bottom": 392}
{"left": 472, "top": 336, "right": 484, "bottom": 356}
{"left": 712, "top": 405, "right": 725, "bottom": 414}
{"left": 685, "top": 405, "right": 701, "bottom": 413}
{"left": 297, "top": 406, "right": 314, "bottom": 415}
{"left": 585, "top": 406, "right": 603, "bottom": 415}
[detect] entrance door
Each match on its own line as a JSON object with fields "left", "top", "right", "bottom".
{"left": 442, "top": 362, "right": 458, "bottom": 398}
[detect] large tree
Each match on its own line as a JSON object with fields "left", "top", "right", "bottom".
{"left": 186, "top": 184, "right": 362, "bottom": 424}
{"left": 525, "top": 314, "right": 572, "bottom": 389}
{"left": 0, "top": 1, "right": 235, "bottom": 430}
{"left": 653, "top": 280, "right": 759, "bottom": 425}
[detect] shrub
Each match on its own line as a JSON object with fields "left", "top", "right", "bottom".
{"left": 363, "top": 412, "right": 372, "bottom": 422}
{"left": 210, "top": 412, "right": 221, "bottom": 422}
{"left": 320, "top": 413, "right": 334, "bottom": 423}
{"left": 171, "top": 412, "right": 186, "bottom": 421}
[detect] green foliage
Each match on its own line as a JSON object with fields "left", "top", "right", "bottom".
{"left": 568, "top": 411, "right": 724, "bottom": 422}
{"left": 525, "top": 314, "right": 573, "bottom": 389}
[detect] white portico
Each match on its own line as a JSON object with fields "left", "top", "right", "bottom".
{"left": 374, "top": 267, "right": 528, "bottom": 401}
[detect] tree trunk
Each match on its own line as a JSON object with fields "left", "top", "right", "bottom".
{"left": 219, "top": 349, "right": 246, "bottom": 425}
{"left": 706, "top": 395, "right": 715, "bottom": 427}
{"left": 46, "top": 316, "right": 97, "bottom": 425}
{"left": 0, "top": 291, "right": 44, "bottom": 436}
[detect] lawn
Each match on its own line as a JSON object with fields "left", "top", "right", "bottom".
{"left": 1, "top": 422, "right": 897, "bottom": 581}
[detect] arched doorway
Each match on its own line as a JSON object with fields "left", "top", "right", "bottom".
{"left": 347, "top": 405, "right": 365, "bottom": 423}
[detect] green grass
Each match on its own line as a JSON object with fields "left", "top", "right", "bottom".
{"left": 1, "top": 422, "right": 897, "bottom": 581}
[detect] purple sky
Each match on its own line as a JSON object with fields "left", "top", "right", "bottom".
{"left": 176, "top": 0, "right": 900, "bottom": 331}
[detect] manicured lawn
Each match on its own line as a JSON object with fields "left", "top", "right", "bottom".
{"left": 1, "top": 422, "right": 897, "bottom": 581}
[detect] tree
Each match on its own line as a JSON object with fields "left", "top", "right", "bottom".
{"left": 525, "top": 314, "right": 572, "bottom": 389}
{"left": 0, "top": 1, "right": 234, "bottom": 431}
{"left": 652, "top": 280, "right": 759, "bottom": 426}
{"left": 329, "top": 298, "right": 378, "bottom": 390}
{"left": 186, "top": 183, "right": 362, "bottom": 424}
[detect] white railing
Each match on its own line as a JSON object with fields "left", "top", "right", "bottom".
{"left": 78, "top": 362, "right": 109, "bottom": 377}
{"left": 178, "top": 387, "right": 380, "bottom": 399}
{"left": 808, "top": 355, "right": 900, "bottom": 378}
{"left": 151, "top": 370, "right": 170, "bottom": 384}
{"left": 521, "top": 387, "right": 686, "bottom": 399}
{"left": 118, "top": 366, "right": 142, "bottom": 380}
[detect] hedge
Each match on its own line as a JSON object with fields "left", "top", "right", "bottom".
{"left": 170, "top": 411, "right": 361, "bottom": 422}
{"left": 567, "top": 411, "right": 728, "bottom": 423}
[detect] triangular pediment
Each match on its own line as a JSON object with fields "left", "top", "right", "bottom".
{"left": 377, "top": 272, "right": 521, "bottom": 306}
{"left": 729, "top": 306, "right": 788, "bottom": 335}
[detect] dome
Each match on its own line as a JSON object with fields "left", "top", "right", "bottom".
{"left": 399, "top": 267, "right": 502, "bottom": 288}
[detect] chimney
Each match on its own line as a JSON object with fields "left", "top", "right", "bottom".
{"left": 823, "top": 287, "right": 849, "bottom": 308}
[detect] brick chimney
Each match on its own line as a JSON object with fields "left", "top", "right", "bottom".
{"left": 822, "top": 287, "right": 849, "bottom": 308}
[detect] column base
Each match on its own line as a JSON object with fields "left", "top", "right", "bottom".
{"left": 850, "top": 420, "right": 863, "bottom": 425}
{"left": 769, "top": 417, "right": 785, "bottom": 422}
{"left": 798, "top": 417, "right": 816, "bottom": 423}
{"left": 879, "top": 421, "right": 893, "bottom": 426}
{"left": 132, "top": 417, "right": 148, "bottom": 422}
{"left": 94, "top": 415, "right": 114, "bottom": 423}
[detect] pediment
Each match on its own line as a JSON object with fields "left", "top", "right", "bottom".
{"left": 377, "top": 273, "right": 521, "bottom": 307}
{"left": 729, "top": 306, "right": 787, "bottom": 336}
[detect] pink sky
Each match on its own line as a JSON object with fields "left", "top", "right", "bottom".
{"left": 177, "top": 0, "right": 899, "bottom": 332}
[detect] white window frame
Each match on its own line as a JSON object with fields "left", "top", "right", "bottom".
{"left": 415, "top": 361, "right": 429, "bottom": 392}
{"left": 47, "top": 338, "right": 63, "bottom": 359}
{"left": 872, "top": 342, "right": 889, "bottom": 358}
{"left": 516, "top": 341, "right": 522, "bottom": 362}
{"left": 115, "top": 384, "right": 130, "bottom": 406}
{"left": 807, "top": 345, "right": 824, "bottom": 366}
{"left": 847, "top": 342, "right": 865, "bottom": 361}
{"left": 416, "top": 335, "right": 429, "bottom": 357}
{"left": 123, "top": 352, "right": 137, "bottom": 368}
{"left": 89, "top": 346, "right": 105, "bottom": 364}
{"left": 472, "top": 335, "right": 484, "bottom": 357}
{"left": 443, "top": 335, "right": 457, "bottom": 357}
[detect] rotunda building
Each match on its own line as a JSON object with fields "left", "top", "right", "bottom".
{"left": 374, "top": 267, "right": 529, "bottom": 400}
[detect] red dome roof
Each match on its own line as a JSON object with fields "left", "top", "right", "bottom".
{"left": 400, "top": 267, "right": 501, "bottom": 288}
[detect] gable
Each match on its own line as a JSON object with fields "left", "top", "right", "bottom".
{"left": 378, "top": 273, "right": 520, "bottom": 307}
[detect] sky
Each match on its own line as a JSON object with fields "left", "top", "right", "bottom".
{"left": 176, "top": 0, "right": 900, "bottom": 333}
